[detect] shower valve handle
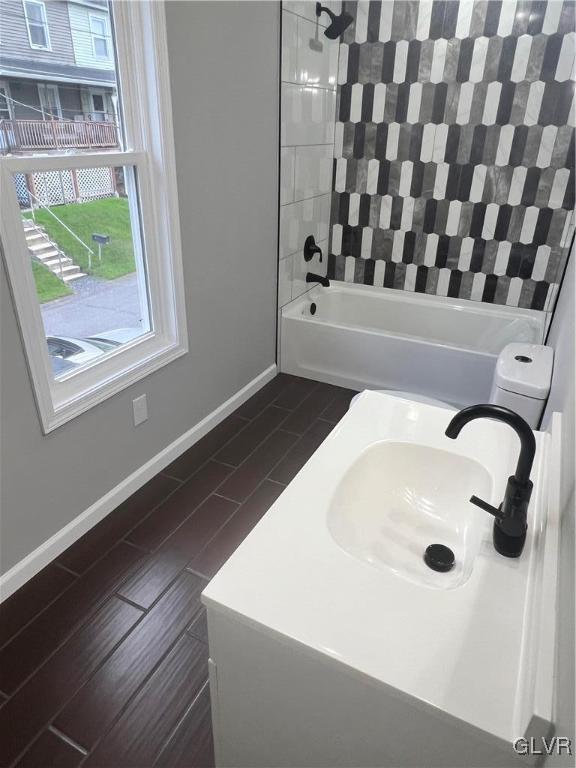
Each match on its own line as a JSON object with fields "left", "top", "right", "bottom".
{"left": 304, "top": 235, "right": 323, "bottom": 263}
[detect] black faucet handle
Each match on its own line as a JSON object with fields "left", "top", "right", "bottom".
{"left": 471, "top": 494, "right": 528, "bottom": 542}
{"left": 470, "top": 495, "right": 503, "bottom": 519}
{"left": 304, "top": 235, "right": 323, "bottom": 263}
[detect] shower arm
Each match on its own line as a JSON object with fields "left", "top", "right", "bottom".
{"left": 316, "top": 3, "right": 337, "bottom": 24}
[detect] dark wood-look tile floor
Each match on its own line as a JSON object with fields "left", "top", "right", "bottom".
{"left": 0, "top": 375, "right": 356, "bottom": 768}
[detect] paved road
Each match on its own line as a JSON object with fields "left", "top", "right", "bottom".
{"left": 41, "top": 272, "right": 146, "bottom": 338}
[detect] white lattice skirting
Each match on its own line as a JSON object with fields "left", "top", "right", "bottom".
{"left": 20, "top": 168, "right": 117, "bottom": 207}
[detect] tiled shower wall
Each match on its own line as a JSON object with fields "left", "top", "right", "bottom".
{"left": 278, "top": 2, "right": 340, "bottom": 307}
{"left": 328, "top": 0, "right": 575, "bottom": 310}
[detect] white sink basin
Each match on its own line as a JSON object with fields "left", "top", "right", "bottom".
{"left": 327, "top": 442, "right": 491, "bottom": 589}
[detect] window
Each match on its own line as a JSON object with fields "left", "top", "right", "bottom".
{"left": 38, "top": 83, "right": 62, "bottom": 119}
{"left": 92, "top": 94, "right": 104, "bottom": 112}
{"left": 24, "top": 0, "right": 51, "bottom": 50}
{"left": 0, "top": 2, "right": 187, "bottom": 432}
{"left": 0, "top": 83, "right": 12, "bottom": 120}
{"left": 89, "top": 90, "right": 106, "bottom": 121}
{"left": 90, "top": 14, "right": 109, "bottom": 59}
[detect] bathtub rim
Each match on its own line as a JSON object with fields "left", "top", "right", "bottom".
{"left": 283, "top": 281, "right": 547, "bottom": 347}
{"left": 283, "top": 310, "right": 499, "bottom": 358}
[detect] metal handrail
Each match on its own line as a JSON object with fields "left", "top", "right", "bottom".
{"left": 26, "top": 189, "right": 95, "bottom": 270}
{"left": 24, "top": 207, "right": 63, "bottom": 277}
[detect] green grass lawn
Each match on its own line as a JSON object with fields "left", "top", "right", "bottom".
{"left": 32, "top": 260, "right": 72, "bottom": 303}
{"left": 24, "top": 197, "right": 136, "bottom": 280}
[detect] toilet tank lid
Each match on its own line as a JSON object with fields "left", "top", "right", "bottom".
{"left": 495, "top": 343, "right": 554, "bottom": 400}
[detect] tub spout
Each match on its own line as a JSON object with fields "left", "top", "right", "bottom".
{"left": 306, "top": 273, "right": 330, "bottom": 287}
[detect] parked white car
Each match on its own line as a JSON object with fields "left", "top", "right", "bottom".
{"left": 47, "top": 328, "right": 143, "bottom": 375}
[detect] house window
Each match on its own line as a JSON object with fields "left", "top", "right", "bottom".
{"left": 89, "top": 90, "right": 106, "bottom": 121}
{"left": 1, "top": 2, "right": 187, "bottom": 432}
{"left": 92, "top": 94, "right": 104, "bottom": 112}
{"left": 38, "top": 84, "right": 62, "bottom": 119}
{"left": 0, "top": 83, "right": 12, "bottom": 120}
{"left": 90, "top": 15, "right": 109, "bottom": 59}
{"left": 23, "top": 0, "right": 51, "bottom": 50}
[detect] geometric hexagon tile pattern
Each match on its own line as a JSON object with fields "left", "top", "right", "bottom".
{"left": 328, "top": 0, "right": 575, "bottom": 310}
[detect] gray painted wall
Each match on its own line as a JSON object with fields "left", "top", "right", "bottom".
{"left": 0, "top": 1, "right": 280, "bottom": 575}
{"left": 542, "top": 247, "right": 575, "bottom": 763}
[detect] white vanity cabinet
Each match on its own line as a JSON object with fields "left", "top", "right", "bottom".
{"left": 206, "top": 608, "right": 546, "bottom": 768}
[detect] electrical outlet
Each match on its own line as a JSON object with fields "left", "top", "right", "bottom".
{"left": 133, "top": 394, "right": 148, "bottom": 426}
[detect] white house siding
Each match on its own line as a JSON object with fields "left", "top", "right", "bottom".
{"left": 0, "top": 0, "right": 76, "bottom": 63}
{"left": 67, "top": 3, "right": 114, "bottom": 71}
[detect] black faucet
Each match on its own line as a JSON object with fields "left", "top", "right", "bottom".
{"left": 306, "top": 273, "right": 330, "bottom": 287}
{"left": 303, "top": 235, "right": 323, "bottom": 263}
{"left": 445, "top": 404, "right": 536, "bottom": 558}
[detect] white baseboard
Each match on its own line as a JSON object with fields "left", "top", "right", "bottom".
{"left": 0, "top": 364, "right": 277, "bottom": 603}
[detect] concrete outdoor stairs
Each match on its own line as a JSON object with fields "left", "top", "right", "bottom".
{"left": 23, "top": 218, "right": 87, "bottom": 283}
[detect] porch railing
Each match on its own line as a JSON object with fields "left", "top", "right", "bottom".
{"left": 0, "top": 118, "right": 120, "bottom": 153}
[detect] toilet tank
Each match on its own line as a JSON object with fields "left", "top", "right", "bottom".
{"left": 490, "top": 343, "right": 554, "bottom": 428}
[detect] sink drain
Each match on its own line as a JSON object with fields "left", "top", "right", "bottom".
{"left": 424, "top": 544, "right": 455, "bottom": 573}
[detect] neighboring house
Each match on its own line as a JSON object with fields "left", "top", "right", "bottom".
{"left": 0, "top": 0, "right": 119, "bottom": 153}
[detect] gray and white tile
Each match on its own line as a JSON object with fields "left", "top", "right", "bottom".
{"left": 280, "top": 147, "right": 296, "bottom": 205}
{"left": 282, "top": 84, "right": 336, "bottom": 145}
{"left": 294, "top": 144, "right": 333, "bottom": 199}
{"left": 324, "top": 0, "right": 574, "bottom": 311}
{"left": 280, "top": 194, "right": 331, "bottom": 259}
{"left": 296, "top": 16, "right": 339, "bottom": 89}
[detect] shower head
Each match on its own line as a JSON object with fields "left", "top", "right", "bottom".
{"left": 315, "top": 2, "right": 354, "bottom": 39}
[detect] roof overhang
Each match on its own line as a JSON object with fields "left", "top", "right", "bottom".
{"left": 0, "top": 58, "right": 116, "bottom": 89}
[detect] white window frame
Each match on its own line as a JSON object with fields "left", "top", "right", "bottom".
{"left": 23, "top": 0, "right": 52, "bottom": 51}
{"left": 89, "top": 13, "right": 110, "bottom": 60}
{"left": 0, "top": 2, "right": 188, "bottom": 433}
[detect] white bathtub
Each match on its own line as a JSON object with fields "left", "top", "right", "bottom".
{"left": 280, "top": 282, "right": 546, "bottom": 407}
